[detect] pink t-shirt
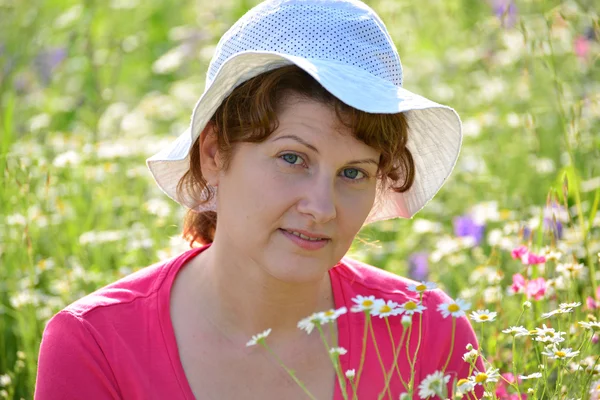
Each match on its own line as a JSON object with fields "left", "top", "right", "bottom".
{"left": 35, "top": 244, "right": 485, "bottom": 399}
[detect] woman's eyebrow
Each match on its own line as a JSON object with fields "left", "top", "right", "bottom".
{"left": 272, "top": 134, "right": 378, "bottom": 166}
{"left": 272, "top": 134, "right": 318, "bottom": 153}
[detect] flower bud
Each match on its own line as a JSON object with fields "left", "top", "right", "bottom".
{"left": 401, "top": 315, "right": 412, "bottom": 327}
{"left": 523, "top": 301, "right": 532, "bottom": 309}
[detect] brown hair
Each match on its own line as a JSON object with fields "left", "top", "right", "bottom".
{"left": 176, "top": 65, "right": 414, "bottom": 247}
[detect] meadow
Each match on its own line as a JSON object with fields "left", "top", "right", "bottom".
{"left": 0, "top": 0, "right": 599, "bottom": 398}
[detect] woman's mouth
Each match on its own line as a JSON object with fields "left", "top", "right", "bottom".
{"left": 279, "top": 229, "right": 330, "bottom": 250}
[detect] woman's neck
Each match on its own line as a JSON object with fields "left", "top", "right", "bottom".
{"left": 188, "top": 240, "right": 336, "bottom": 344}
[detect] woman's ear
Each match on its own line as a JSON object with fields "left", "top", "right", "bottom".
{"left": 198, "top": 122, "right": 221, "bottom": 187}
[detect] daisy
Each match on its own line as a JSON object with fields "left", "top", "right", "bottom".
{"left": 345, "top": 369, "right": 355, "bottom": 379}
{"left": 462, "top": 349, "right": 479, "bottom": 364}
{"left": 519, "top": 372, "right": 543, "bottom": 380}
{"left": 407, "top": 281, "right": 437, "bottom": 293}
{"left": 297, "top": 312, "right": 321, "bottom": 334}
{"left": 418, "top": 370, "right": 450, "bottom": 399}
{"left": 329, "top": 347, "right": 347, "bottom": 356}
{"left": 533, "top": 324, "right": 566, "bottom": 344}
{"left": 541, "top": 345, "right": 580, "bottom": 360}
{"left": 502, "top": 326, "right": 530, "bottom": 337}
{"left": 398, "top": 300, "right": 427, "bottom": 316}
{"left": 469, "top": 309, "right": 497, "bottom": 323}
{"left": 456, "top": 378, "right": 476, "bottom": 395}
{"left": 471, "top": 367, "right": 500, "bottom": 385}
{"left": 559, "top": 302, "right": 581, "bottom": 309}
{"left": 246, "top": 328, "right": 272, "bottom": 347}
{"left": 371, "top": 299, "right": 400, "bottom": 318}
{"left": 351, "top": 295, "right": 377, "bottom": 313}
{"left": 540, "top": 247, "right": 562, "bottom": 261}
{"left": 542, "top": 307, "right": 574, "bottom": 319}
{"left": 317, "top": 306, "right": 348, "bottom": 324}
{"left": 579, "top": 321, "right": 600, "bottom": 332}
{"left": 437, "top": 298, "right": 471, "bottom": 318}
{"left": 556, "top": 262, "right": 585, "bottom": 277}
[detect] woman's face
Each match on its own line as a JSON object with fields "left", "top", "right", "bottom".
{"left": 211, "top": 95, "right": 381, "bottom": 283}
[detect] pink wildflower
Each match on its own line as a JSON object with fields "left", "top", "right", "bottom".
{"left": 586, "top": 286, "right": 600, "bottom": 310}
{"left": 525, "top": 278, "right": 547, "bottom": 300}
{"left": 510, "top": 273, "right": 526, "bottom": 294}
{"left": 524, "top": 252, "right": 546, "bottom": 265}
{"left": 496, "top": 373, "right": 526, "bottom": 399}
{"left": 592, "top": 334, "right": 599, "bottom": 345}
{"left": 574, "top": 35, "right": 590, "bottom": 59}
{"left": 511, "top": 245, "right": 528, "bottom": 260}
{"left": 587, "top": 296, "right": 598, "bottom": 310}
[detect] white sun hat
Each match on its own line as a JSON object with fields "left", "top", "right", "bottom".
{"left": 146, "top": 0, "right": 462, "bottom": 224}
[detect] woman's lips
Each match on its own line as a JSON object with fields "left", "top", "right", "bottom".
{"left": 279, "top": 229, "right": 330, "bottom": 250}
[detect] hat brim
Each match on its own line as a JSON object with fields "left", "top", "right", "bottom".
{"left": 146, "top": 51, "right": 461, "bottom": 223}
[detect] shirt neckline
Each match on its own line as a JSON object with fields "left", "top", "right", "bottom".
{"left": 157, "top": 244, "right": 350, "bottom": 400}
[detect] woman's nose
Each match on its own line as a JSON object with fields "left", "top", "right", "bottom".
{"left": 296, "top": 176, "right": 337, "bottom": 224}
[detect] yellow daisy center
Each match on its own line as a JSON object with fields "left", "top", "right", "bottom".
{"left": 457, "top": 378, "right": 469, "bottom": 386}
{"left": 416, "top": 284, "right": 427, "bottom": 291}
{"left": 404, "top": 301, "right": 417, "bottom": 310}
{"left": 555, "top": 351, "right": 566, "bottom": 358}
{"left": 480, "top": 315, "right": 489, "bottom": 320}
{"left": 475, "top": 373, "right": 488, "bottom": 383}
{"left": 362, "top": 300, "right": 373, "bottom": 307}
{"left": 325, "top": 310, "right": 335, "bottom": 317}
{"left": 380, "top": 305, "right": 392, "bottom": 314}
{"left": 448, "top": 304, "right": 460, "bottom": 313}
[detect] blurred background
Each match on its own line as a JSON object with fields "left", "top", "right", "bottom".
{"left": 0, "top": 0, "right": 598, "bottom": 398}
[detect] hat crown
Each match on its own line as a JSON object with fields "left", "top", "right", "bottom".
{"left": 207, "top": 0, "right": 403, "bottom": 87}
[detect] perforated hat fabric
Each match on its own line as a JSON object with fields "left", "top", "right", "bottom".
{"left": 146, "top": 0, "right": 462, "bottom": 224}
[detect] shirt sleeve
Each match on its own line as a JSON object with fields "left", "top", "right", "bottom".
{"left": 35, "top": 310, "right": 121, "bottom": 399}
{"left": 420, "top": 289, "right": 486, "bottom": 399}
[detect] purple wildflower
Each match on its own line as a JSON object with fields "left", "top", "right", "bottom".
{"left": 408, "top": 252, "right": 429, "bottom": 282}
{"left": 490, "top": 0, "right": 517, "bottom": 28}
{"left": 34, "top": 47, "right": 67, "bottom": 85}
{"left": 543, "top": 217, "right": 563, "bottom": 239}
{"left": 453, "top": 215, "right": 485, "bottom": 246}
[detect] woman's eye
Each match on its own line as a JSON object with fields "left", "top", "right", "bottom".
{"left": 342, "top": 168, "right": 365, "bottom": 180}
{"left": 281, "top": 153, "right": 303, "bottom": 165}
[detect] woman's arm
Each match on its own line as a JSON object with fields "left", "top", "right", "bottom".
{"left": 35, "top": 310, "right": 121, "bottom": 399}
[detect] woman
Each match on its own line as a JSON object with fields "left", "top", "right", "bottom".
{"left": 35, "top": 0, "right": 485, "bottom": 398}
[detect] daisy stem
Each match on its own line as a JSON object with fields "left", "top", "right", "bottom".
{"left": 349, "top": 378, "right": 358, "bottom": 400}
{"left": 260, "top": 342, "right": 318, "bottom": 400}
{"left": 409, "top": 311, "right": 425, "bottom": 392}
{"left": 328, "top": 322, "right": 348, "bottom": 396}
{"left": 441, "top": 317, "right": 457, "bottom": 373}
{"left": 317, "top": 324, "right": 348, "bottom": 400}
{"left": 368, "top": 318, "right": 392, "bottom": 400}
{"left": 580, "top": 353, "right": 600, "bottom": 400}
{"left": 379, "top": 323, "right": 409, "bottom": 399}
{"left": 551, "top": 360, "right": 564, "bottom": 400}
{"left": 511, "top": 338, "right": 523, "bottom": 400}
{"left": 355, "top": 311, "right": 370, "bottom": 390}
{"left": 384, "top": 318, "right": 404, "bottom": 385}
{"left": 404, "top": 321, "right": 415, "bottom": 395}
{"left": 480, "top": 323, "right": 484, "bottom": 354}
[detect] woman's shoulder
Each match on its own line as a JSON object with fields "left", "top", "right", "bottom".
{"left": 336, "top": 255, "right": 459, "bottom": 308}
{"left": 336, "top": 255, "right": 421, "bottom": 299}
{"left": 59, "top": 248, "right": 201, "bottom": 320}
